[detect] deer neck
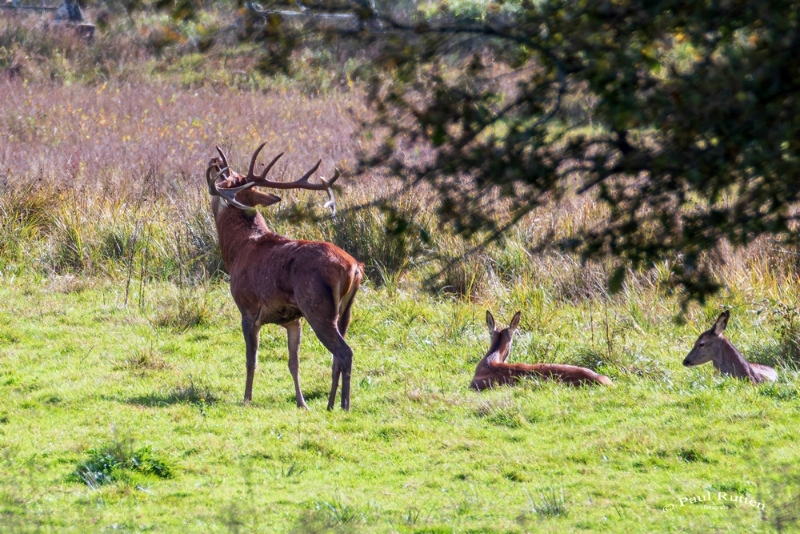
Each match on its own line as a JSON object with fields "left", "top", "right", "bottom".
{"left": 479, "top": 336, "right": 511, "bottom": 367}
{"left": 213, "top": 206, "right": 275, "bottom": 269}
{"left": 713, "top": 337, "right": 755, "bottom": 380}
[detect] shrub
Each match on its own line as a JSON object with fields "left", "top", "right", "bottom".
{"left": 71, "top": 437, "right": 173, "bottom": 488}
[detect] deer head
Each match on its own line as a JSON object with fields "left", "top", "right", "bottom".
{"left": 205, "top": 143, "right": 339, "bottom": 217}
{"left": 683, "top": 311, "right": 730, "bottom": 367}
{"left": 485, "top": 310, "right": 521, "bottom": 363}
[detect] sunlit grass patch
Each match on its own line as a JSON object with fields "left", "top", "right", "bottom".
{"left": 0, "top": 276, "right": 798, "bottom": 530}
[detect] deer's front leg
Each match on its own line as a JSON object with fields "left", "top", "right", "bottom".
{"left": 242, "top": 316, "right": 260, "bottom": 403}
{"left": 284, "top": 319, "right": 308, "bottom": 409}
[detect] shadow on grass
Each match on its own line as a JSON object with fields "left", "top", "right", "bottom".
{"left": 285, "top": 389, "right": 329, "bottom": 404}
{"left": 125, "top": 379, "right": 219, "bottom": 407}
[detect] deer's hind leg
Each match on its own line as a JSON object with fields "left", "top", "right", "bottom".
{"left": 297, "top": 278, "right": 356, "bottom": 410}
{"left": 299, "top": 295, "right": 353, "bottom": 410}
{"left": 337, "top": 280, "right": 360, "bottom": 338}
{"left": 308, "top": 321, "right": 352, "bottom": 411}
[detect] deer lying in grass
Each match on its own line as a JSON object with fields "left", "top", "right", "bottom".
{"left": 206, "top": 143, "right": 363, "bottom": 410}
{"left": 683, "top": 310, "right": 777, "bottom": 384}
{"left": 470, "top": 311, "right": 613, "bottom": 390}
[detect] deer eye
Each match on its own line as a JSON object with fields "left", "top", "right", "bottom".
{"left": 698, "top": 341, "right": 705, "bottom": 347}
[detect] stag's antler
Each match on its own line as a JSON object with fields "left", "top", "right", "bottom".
{"left": 207, "top": 143, "right": 340, "bottom": 215}
{"left": 245, "top": 142, "right": 339, "bottom": 216}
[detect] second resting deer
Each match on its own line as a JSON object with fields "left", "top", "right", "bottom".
{"left": 206, "top": 143, "right": 364, "bottom": 410}
{"left": 683, "top": 310, "right": 777, "bottom": 384}
{"left": 470, "top": 311, "right": 613, "bottom": 390}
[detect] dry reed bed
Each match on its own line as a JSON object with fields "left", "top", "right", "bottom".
{"left": 1, "top": 80, "right": 363, "bottom": 183}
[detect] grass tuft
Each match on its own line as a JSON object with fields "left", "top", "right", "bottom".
{"left": 321, "top": 197, "right": 430, "bottom": 287}
{"left": 169, "top": 377, "right": 219, "bottom": 405}
{"left": 116, "top": 344, "right": 171, "bottom": 373}
{"left": 401, "top": 504, "right": 428, "bottom": 525}
{"left": 430, "top": 241, "right": 491, "bottom": 300}
{"left": 292, "top": 495, "right": 367, "bottom": 532}
{"left": 313, "top": 496, "right": 366, "bottom": 526}
{"left": 152, "top": 287, "right": 215, "bottom": 330}
{"left": 71, "top": 436, "right": 173, "bottom": 488}
{"left": 518, "top": 487, "right": 568, "bottom": 522}
{"left": 475, "top": 398, "right": 529, "bottom": 428}
{"left": 677, "top": 447, "right": 711, "bottom": 464}
{"left": 126, "top": 377, "right": 219, "bottom": 407}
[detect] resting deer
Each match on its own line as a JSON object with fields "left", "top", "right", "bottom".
{"left": 683, "top": 310, "right": 777, "bottom": 384}
{"left": 470, "top": 311, "right": 613, "bottom": 390}
{"left": 206, "top": 143, "right": 364, "bottom": 410}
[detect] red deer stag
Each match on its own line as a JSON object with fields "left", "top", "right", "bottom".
{"left": 470, "top": 311, "right": 613, "bottom": 390}
{"left": 206, "top": 143, "right": 363, "bottom": 410}
{"left": 683, "top": 311, "right": 777, "bottom": 384}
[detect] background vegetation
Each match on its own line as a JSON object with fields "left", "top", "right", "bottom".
{"left": 0, "top": 4, "right": 799, "bottom": 532}
{"left": 108, "top": 0, "right": 800, "bottom": 302}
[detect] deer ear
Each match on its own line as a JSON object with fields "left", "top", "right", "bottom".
{"left": 713, "top": 310, "right": 730, "bottom": 335}
{"left": 248, "top": 191, "right": 282, "bottom": 208}
{"left": 509, "top": 311, "right": 521, "bottom": 332}
{"left": 486, "top": 310, "right": 496, "bottom": 332}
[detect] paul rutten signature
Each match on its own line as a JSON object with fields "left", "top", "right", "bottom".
{"left": 662, "top": 491, "right": 765, "bottom": 512}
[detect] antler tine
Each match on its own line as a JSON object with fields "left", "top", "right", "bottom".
{"left": 322, "top": 168, "right": 339, "bottom": 216}
{"left": 297, "top": 159, "right": 322, "bottom": 183}
{"left": 214, "top": 167, "right": 228, "bottom": 182}
{"left": 206, "top": 162, "right": 229, "bottom": 194}
{"left": 257, "top": 152, "right": 284, "bottom": 180}
{"left": 205, "top": 164, "right": 220, "bottom": 195}
{"left": 322, "top": 167, "right": 340, "bottom": 187}
{"left": 244, "top": 142, "right": 284, "bottom": 182}
{"left": 217, "top": 182, "right": 257, "bottom": 210}
{"left": 250, "top": 159, "right": 332, "bottom": 191}
{"left": 249, "top": 160, "right": 340, "bottom": 215}
{"left": 206, "top": 158, "right": 228, "bottom": 189}
{"left": 215, "top": 146, "right": 230, "bottom": 170}
{"left": 246, "top": 142, "right": 268, "bottom": 178}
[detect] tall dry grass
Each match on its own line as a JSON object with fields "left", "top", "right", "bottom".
{"left": 2, "top": 76, "right": 799, "bottom": 302}
{"left": 1, "top": 9, "right": 798, "bottom": 315}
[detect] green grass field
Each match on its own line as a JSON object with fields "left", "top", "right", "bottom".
{"left": 1, "top": 7, "right": 800, "bottom": 532}
{"left": 1, "top": 274, "right": 798, "bottom": 532}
